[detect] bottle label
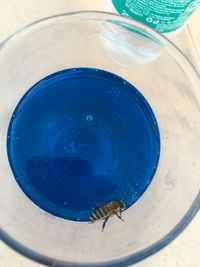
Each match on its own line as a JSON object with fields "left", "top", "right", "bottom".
{"left": 111, "top": 0, "right": 200, "bottom": 33}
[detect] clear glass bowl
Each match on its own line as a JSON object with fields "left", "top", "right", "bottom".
{"left": 0, "top": 11, "right": 200, "bottom": 267}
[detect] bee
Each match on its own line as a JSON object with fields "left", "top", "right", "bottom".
{"left": 89, "top": 200, "right": 126, "bottom": 231}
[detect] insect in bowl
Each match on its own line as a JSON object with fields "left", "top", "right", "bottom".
{"left": 89, "top": 200, "right": 126, "bottom": 231}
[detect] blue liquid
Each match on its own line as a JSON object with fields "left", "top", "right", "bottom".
{"left": 7, "top": 68, "right": 160, "bottom": 221}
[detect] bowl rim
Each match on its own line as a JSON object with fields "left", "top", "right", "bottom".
{"left": 0, "top": 10, "right": 200, "bottom": 267}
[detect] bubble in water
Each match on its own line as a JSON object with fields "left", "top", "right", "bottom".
{"left": 86, "top": 114, "right": 93, "bottom": 122}
{"left": 64, "top": 202, "right": 67, "bottom": 206}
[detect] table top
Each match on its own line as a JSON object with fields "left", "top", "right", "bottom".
{"left": 0, "top": 1, "right": 199, "bottom": 267}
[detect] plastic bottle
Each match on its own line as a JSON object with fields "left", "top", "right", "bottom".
{"left": 102, "top": 0, "right": 199, "bottom": 64}
{"left": 106, "top": 0, "right": 200, "bottom": 35}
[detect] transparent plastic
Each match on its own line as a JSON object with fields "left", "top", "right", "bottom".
{"left": 0, "top": 11, "right": 200, "bottom": 267}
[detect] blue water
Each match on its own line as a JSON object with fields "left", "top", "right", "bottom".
{"left": 7, "top": 68, "right": 160, "bottom": 221}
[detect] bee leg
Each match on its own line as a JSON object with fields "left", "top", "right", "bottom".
{"left": 102, "top": 216, "right": 110, "bottom": 232}
{"left": 120, "top": 211, "right": 124, "bottom": 220}
{"left": 115, "top": 212, "right": 124, "bottom": 222}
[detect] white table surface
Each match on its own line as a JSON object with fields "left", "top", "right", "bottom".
{"left": 0, "top": 1, "right": 200, "bottom": 267}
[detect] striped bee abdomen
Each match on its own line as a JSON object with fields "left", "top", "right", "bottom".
{"left": 90, "top": 208, "right": 106, "bottom": 221}
{"left": 90, "top": 208, "right": 107, "bottom": 222}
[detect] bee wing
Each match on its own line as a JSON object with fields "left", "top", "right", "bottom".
{"left": 94, "top": 201, "right": 108, "bottom": 209}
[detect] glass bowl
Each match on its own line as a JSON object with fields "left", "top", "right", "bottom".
{"left": 0, "top": 11, "right": 200, "bottom": 267}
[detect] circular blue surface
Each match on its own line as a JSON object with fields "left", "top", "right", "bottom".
{"left": 7, "top": 68, "right": 160, "bottom": 221}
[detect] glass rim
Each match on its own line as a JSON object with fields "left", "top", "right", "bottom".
{"left": 0, "top": 10, "right": 200, "bottom": 267}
